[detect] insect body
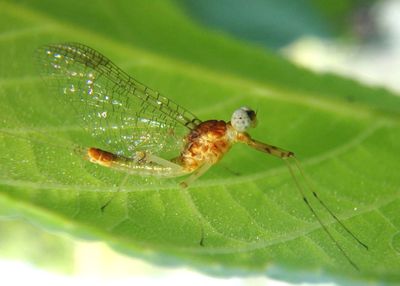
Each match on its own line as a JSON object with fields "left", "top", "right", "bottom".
{"left": 86, "top": 108, "right": 293, "bottom": 187}
{"left": 37, "top": 43, "right": 367, "bottom": 270}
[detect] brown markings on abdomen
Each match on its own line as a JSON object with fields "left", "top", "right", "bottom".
{"left": 87, "top": 147, "right": 118, "bottom": 167}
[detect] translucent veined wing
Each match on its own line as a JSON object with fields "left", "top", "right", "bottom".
{"left": 36, "top": 43, "right": 202, "bottom": 158}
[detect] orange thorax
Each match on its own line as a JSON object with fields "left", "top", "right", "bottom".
{"left": 176, "top": 120, "right": 234, "bottom": 172}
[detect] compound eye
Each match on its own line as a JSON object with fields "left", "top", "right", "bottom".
{"left": 246, "top": 109, "right": 256, "bottom": 122}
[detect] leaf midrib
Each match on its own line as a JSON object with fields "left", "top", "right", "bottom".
{"left": 0, "top": 118, "right": 388, "bottom": 191}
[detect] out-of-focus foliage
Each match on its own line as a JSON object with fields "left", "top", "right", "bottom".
{"left": 177, "top": 0, "right": 379, "bottom": 48}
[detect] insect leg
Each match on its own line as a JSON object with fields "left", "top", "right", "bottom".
{"left": 284, "top": 158, "right": 360, "bottom": 270}
{"left": 100, "top": 173, "right": 129, "bottom": 212}
{"left": 95, "top": 152, "right": 187, "bottom": 212}
{"left": 146, "top": 153, "right": 188, "bottom": 176}
{"left": 241, "top": 137, "right": 363, "bottom": 270}
{"left": 292, "top": 157, "right": 368, "bottom": 250}
{"left": 180, "top": 163, "right": 213, "bottom": 188}
{"left": 245, "top": 138, "right": 294, "bottom": 158}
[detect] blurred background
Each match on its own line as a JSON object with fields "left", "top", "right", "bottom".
{"left": 176, "top": 0, "right": 400, "bottom": 93}
{"left": 1, "top": 0, "right": 399, "bottom": 285}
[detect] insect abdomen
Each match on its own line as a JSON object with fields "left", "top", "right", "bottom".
{"left": 87, "top": 147, "right": 118, "bottom": 167}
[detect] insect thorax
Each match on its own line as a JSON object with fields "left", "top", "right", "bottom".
{"left": 177, "top": 120, "right": 233, "bottom": 171}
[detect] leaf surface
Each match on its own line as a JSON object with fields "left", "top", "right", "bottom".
{"left": 0, "top": 0, "right": 400, "bottom": 283}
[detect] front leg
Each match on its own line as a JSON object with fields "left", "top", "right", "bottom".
{"left": 236, "top": 133, "right": 294, "bottom": 158}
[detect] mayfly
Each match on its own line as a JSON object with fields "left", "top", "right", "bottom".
{"left": 36, "top": 43, "right": 368, "bottom": 270}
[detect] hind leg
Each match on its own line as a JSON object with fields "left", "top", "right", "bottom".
{"left": 180, "top": 163, "right": 213, "bottom": 188}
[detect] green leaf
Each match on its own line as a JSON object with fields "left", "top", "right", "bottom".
{"left": 1, "top": 0, "right": 400, "bottom": 283}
